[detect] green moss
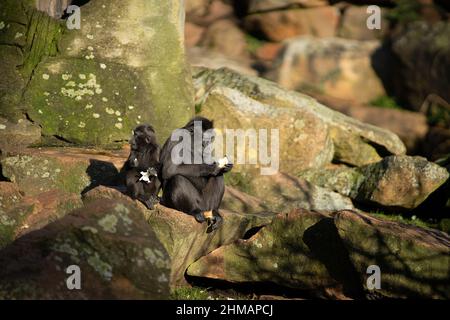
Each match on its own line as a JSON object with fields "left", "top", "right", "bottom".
{"left": 245, "top": 34, "right": 264, "bottom": 55}
{"left": 170, "top": 286, "right": 211, "bottom": 300}
{"left": 370, "top": 95, "right": 403, "bottom": 110}
{"left": 370, "top": 210, "right": 441, "bottom": 232}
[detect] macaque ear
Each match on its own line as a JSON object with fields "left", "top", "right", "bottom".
{"left": 145, "top": 136, "right": 152, "bottom": 144}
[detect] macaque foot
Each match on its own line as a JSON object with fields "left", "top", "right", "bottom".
{"left": 206, "top": 213, "right": 223, "bottom": 233}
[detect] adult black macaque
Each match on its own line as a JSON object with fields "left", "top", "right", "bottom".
{"left": 124, "top": 124, "right": 161, "bottom": 209}
{"left": 159, "top": 116, "right": 233, "bottom": 232}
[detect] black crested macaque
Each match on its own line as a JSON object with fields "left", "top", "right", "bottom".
{"left": 124, "top": 124, "right": 161, "bottom": 209}
{"left": 159, "top": 116, "right": 233, "bottom": 232}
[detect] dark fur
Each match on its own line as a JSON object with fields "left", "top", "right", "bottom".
{"left": 159, "top": 116, "right": 233, "bottom": 231}
{"left": 124, "top": 124, "right": 161, "bottom": 209}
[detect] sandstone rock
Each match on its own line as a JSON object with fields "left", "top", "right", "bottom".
{"left": 338, "top": 5, "right": 387, "bottom": 40}
{"left": 335, "top": 210, "right": 450, "bottom": 299}
{"left": 0, "top": 190, "right": 82, "bottom": 249}
{"left": 244, "top": 7, "right": 339, "bottom": 42}
{"left": 35, "top": 0, "right": 71, "bottom": 18}
{"left": 1, "top": 147, "right": 128, "bottom": 196}
{"left": 185, "top": 22, "right": 205, "bottom": 47}
{"left": 0, "top": 199, "right": 171, "bottom": 299}
{"left": 255, "top": 42, "right": 283, "bottom": 61}
{"left": 201, "top": 19, "right": 249, "bottom": 59}
{"left": 188, "top": 48, "right": 258, "bottom": 76}
{"left": 390, "top": 21, "right": 450, "bottom": 111}
{"left": 221, "top": 186, "right": 268, "bottom": 214}
{"left": 299, "top": 155, "right": 449, "bottom": 209}
{"left": 0, "top": 182, "right": 23, "bottom": 213}
{"left": 1, "top": 0, "right": 194, "bottom": 146}
{"left": 0, "top": 1, "right": 59, "bottom": 122}
{"left": 83, "top": 186, "right": 276, "bottom": 286}
{"left": 357, "top": 156, "right": 449, "bottom": 209}
{"left": 225, "top": 170, "right": 354, "bottom": 212}
{"left": 188, "top": 209, "right": 363, "bottom": 298}
{"left": 313, "top": 94, "right": 429, "bottom": 154}
{"left": 246, "top": 0, "right": 329, "bottom": 13}
{"left": 0, "top": 118, "right": 41, "bottom": 155}
{"left": 268, "top": 37, "right": 386, "bottom": 103}
{"left": 193, "top": 67, "right": 405, "bottom": 174}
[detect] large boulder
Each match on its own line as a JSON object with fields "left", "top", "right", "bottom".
{"left": 0, "top": 188, "right": 82, "bottom": 249}
{"left": 268, "top": 37, "right": 386, "bottom": 104}
{"left": 0, "top": 199, "right": 171, "bottom": 299}
{"left": 188, "top": 209, "right": 450, "bottom": 299}
{"left": 244, "top": 7, "right": 339, "bottom": 42}
{"left": 82, "top": 186, "right": 276, "bottom": 286}
{"left": 335, "top": 210, "right": 450, "bottom": 299}
{"left": 299, "top": 155, "right": 449, "bottom": 209}
{"left": 1, "top": 0, "right": 194, "bottom": 146}
{"left": 193, "top": 67, "right": 405, "bottom": 173}
{"left": 1, "top": 147, "right": 127, "bottom": 196}
{"left": 313, "top": 94, "right": 428, "bottom": 153}
{"left": 187, "top": 209, "right": 364, "bottom": 299}
{"left": 224, "top": 170, "right": 355, "bottom": 213}
{"left": 390, "top": 21, "right": 450, "bottom": 111}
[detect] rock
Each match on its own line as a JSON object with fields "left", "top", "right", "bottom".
{"left": 254, "top": 42, "right": 283, "bottom": 62}
{"left": 246, "top": 0, "right": 329, "bottom": 13}
{"left": 35, "top": 0, "right": 71, "bottom": 18}
{"left": 83, "top": 186, "right": 276, "bottom": 286}
{"left": 329, "top": 128, "right": 382, "bottom": 166}
{"left": 0, "top": 1, "right": 60, "bottom": 122}
{"left": 335, "top": 210, "right": 450, "bottom": 299}
{"left": 186, "top": 0, "right": 233, "bottom": 23}
{"left": 1, "top": 0, "right": 194, "bottom": 146}
{"left": 1, "top": 147, "right": 128, "bottom": 196}
{"left": 188, "top": 209, "right": 364, "bottom": 299}
{"left": 193, "top": 67, "right": 405, "bottom": 174}
{"left": 299, "top": 155, "right": 450, "bottom": 209}
{"left": 185, "top": 22, "right": 205, "bottom": 47}
{"left": 188, "top": 48, "right": 258, "bottom": 77}
{"left": 221, "top": 186, "right": 268, "bottom": 214}
{"left": 244, "top": 7, "right": 339, "bottom": 42}
{"left": 338, "top": 5, "right": 387, "bottom": 40}
{"left": 225, "top": 170, "right": 355, "bottom": 213}
{"left": 186, "top": 0, "right": 210, "bottom": 19}
{"left": 0, "top": 189, "right": 82, "bottom": 249}
{"left": 0, "top": 118, "right": 41, "bottom": 155}
{"left": 0, "top": 182, "right": 23, "bottom": 212}
{"left": 390, "top": 21, "right": 450, "bottom": 111}
{"left": 312, "top": 94, "right": 429, "bottom": 154}
{"left": 0, "top": 199, "right": 171, "bottom": 299}
{"left": 357, "top": 156, "right": 449, "bottom": 209}
{"left": 201, "top": 19, "right": 249, "bottom": 59}
{"left": 268, "top": 37, "right": 386, "bottom": 104}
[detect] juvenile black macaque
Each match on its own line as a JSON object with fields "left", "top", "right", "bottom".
{"left": 159, "top": 117, "right": 233, "bottom": 232}
{"left": 124, "top": 124, "right": 161, "bottom": 209}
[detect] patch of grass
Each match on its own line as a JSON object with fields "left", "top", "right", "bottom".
{"left": 370, "top": 210, "right": 440, "bottom": 230}
{"left": 245, "top": 34, "right": 265, "bottom": 55}
{"left": 195, "top": 103, "right": 203, "bottom": 114}
{"left": 170, "top": 287, "right": 211, "bottom": 300}
{"left": 370, "top": 95, "right": 403, "bottom": 110}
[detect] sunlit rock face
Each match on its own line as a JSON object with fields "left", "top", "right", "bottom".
{"left": 0, "top": 0, "right": 194, "bottom": 147}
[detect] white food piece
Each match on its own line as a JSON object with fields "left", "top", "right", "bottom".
{"left": 139, "top": 171, "right": 151, "bottom": 183}
{"left": 217, "top": 156, "right": 229, "bottom": 168}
